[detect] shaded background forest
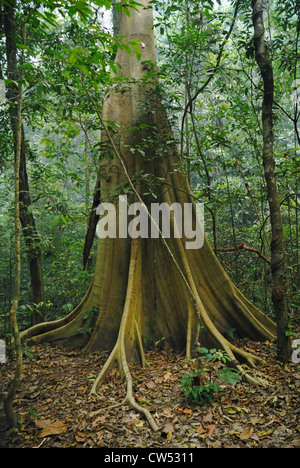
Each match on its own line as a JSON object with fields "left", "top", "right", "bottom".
{"left": 0, "top": 0, "right": 299, "bottom": 340}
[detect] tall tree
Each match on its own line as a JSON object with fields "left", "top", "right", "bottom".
{"left": 21, "top": 0, "right": 276, "bottom": 429}
{"left": 3, "top": 13, "right": 23, "bottom": 429}
{"left": 2, "top": 1, "right": 45, "bottom": 324}
{"left": 252, "top": 0, "right": 291, "bottom": 362}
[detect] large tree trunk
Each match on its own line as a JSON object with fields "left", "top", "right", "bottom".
{"left": 252, "top": 0, "right": 291, "bottom": 362}
{"left": 21, "top": 0, "right": 276, "bottom": 429}
{"left": 2, "top": 1, "right": 45, "bottom": 324}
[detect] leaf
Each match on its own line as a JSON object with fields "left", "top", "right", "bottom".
{"left": 93, "top": 415, "right": 106, "bottom": 426}
{"left": 122, "top": 6, "right": 131, "bottom": 17}
{"left": 239, "top": 426, "right": 253, "bottom": 440}
{"left": 114, "top": 2, "right": 122, "bottom": 14}
{"left": 203, "top": 407, "right": 213, "bottom": 423}
{"left": 129, "top": 42, "right": 141, "bottom": 61}
{"left": 137, "top": 397, "right": 151, "bottom": 406}
{"left": 45, "top": 49, "right": 65, "bottom": 61}
{"left": 110, "top": 63, "right": 118, "bottom": 75}
{"left": 162, "top": 407, "right": 173, "bottom": 418}
{"left": 161, "top": 422, "right": 175, "bottom": 439}
{"left": 225, "top": 407, "right": 238, "bottom": 414}
{"left": 120, "top": 43, "right": 133, "bottom": 56}
{"left": 75, "top": 432, "right": 86, "bottom": 442}
{"left": 37, "top": 420, "right": 67, "bottom": 438}
{"left": 163, "top": 371, "right": 173, "bottom": 381}
{"left": 51, "top": 215, "right": 61, "bottom": 229}
{"left": 134, "top": 420, "right": 144, "bottom": 427}
{"left": 258, "top": 429, "right": 275, "bottom": 438}
{"left": 67, "top": 1, "right": 92, "bottom": 21}
{"left": 181, "top": 408, "right": 193, "bottom": 415}
{"left": 35, "top": 419, "right": 52, "bottom": 429}
{"left": 4, "top": 78, "right": 18, "bottom": 87}
{"left": 68, "top": 51, "right": 79, "bottom": 64}
{"left": 196, "top": 424, "right": 207, "bottom": 434}
{"left": 145, "top": 380, "right": 156, "bottom": 390}
{"left": 225, "top": 406, "right": 248, "bottom": 415}
{"left": 206, "top": 424, "right": 216, "bottom": 436}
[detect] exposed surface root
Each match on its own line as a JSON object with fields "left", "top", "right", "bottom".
{"left": 236, "top": 365, "right": 270, "bottom": 387}
{"left": 90, "top": 238, "right": 159, "bottom": 432}
{"left": 19, "top": 283, "right": 93, "bottom": 346}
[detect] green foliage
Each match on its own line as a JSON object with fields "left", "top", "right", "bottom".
{"left": 180, "top": 348, "right": 242, "bottom": 406}
{"left": 197, "top": 347, "right": 232, "bottom": 363}
{"left": 114, "top": 0, "right": 143, "bottom": 16}
{"left": 180, "top": 368, "right": 221, "bottom": 406}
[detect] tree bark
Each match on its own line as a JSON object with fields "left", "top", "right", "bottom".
{"left": 83, "top": 174, "right": 100, "bottom": 269}
{"left": 2, "top": 1, "right": 45, "bottom": 323}
{"left": 252, "top": 0, "right": 291, "bottom": 362}
{"left": 21, "top": 0, "right": 277, "bottom": 428}
{"left": 3, "top": 21, "right": 23, "bottom": 430}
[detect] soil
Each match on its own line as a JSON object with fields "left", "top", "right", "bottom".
{"left": 0, "top": 339, "right": 299, "bottom": 449}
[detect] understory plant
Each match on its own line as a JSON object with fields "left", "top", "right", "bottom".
{"left": 180, "top": 347, "right": 242, "bottom": 406}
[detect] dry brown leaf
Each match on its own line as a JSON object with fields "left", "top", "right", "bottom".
{"left": 76, "top": 385, "right": 88, "bottom": 393}
{"left": 163, "top": 371, "right": 173, "bottom": 381}
{"left": 206, "top": 424, "right": 216, "bottom": 436}
{"left": 126, "top": 419, "right": 140, "bottom": 426}
{"left": 93, "top": 415, "right": 106, "bottom": 426}
{"left": 37, "top": 419, "right": 67, "bottom": 438}
{"left": 181, "top": 408, "right": 193, "bottom": 415}
{"left": 75, "top": 432, "right": 86, "bottom": 443}
{"left": 195, "top": 424, "right": 207, "bottom": 434}
{"left": 203, "top": 407, "right": 213, "bottom": 423}
{"left": 239, "top": 426, "right": 253, "bottom": 440}
{"left": 250, "top": 416, "right": 262, "bottom": 425}
{"left": 161, "top": 422, "right": 175, "bottom": 439}
{"left": 162, "top": 407, "right": 173, "bottom": 418}
{"left": 146, "top": 381, "right": 156, "bottom": 390}
{"left": 35, "top": 419, "right": 52, "bottom": 429}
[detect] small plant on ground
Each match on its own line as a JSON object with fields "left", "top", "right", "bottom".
{"left": 180, "top": 347, "right": 242, "bottom": 406}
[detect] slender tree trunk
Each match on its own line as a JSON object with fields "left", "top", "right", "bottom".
{"left": 84, "top": 130, "right": 90, "bottom": 225}
{"left": 3, "top": 1, "right": 45, "bottom": 323}
{"left": 293, "top": 20, "right": 300, "bottom": 291}
{"left": 224, "top": 163, "right": 239, "bottom": 282}
{"left": 252, "top": 0, "right": 291, "bottom": 362}
{"left": 3, "top": 28, "right": 23, "bottom": 431}
{"left": 83, "top": 173, "right": 100, "bottom": 269}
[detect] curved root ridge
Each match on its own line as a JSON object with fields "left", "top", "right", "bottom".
{"left": 90, "top": 238, "right": 160, "bottom": 432}
{"left": 89, "top": 344, "right": 159, "bottom": 432}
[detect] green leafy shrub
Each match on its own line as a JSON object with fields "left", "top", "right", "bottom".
{"left": 180, "top": 347, "right": 242, "bottom": 406}
{"left": 180, "top": 368, "right": 221, "bottom": 406}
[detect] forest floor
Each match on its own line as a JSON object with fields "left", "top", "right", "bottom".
{"left": 0, "top": 337, "right": 300, "bottom": 449}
